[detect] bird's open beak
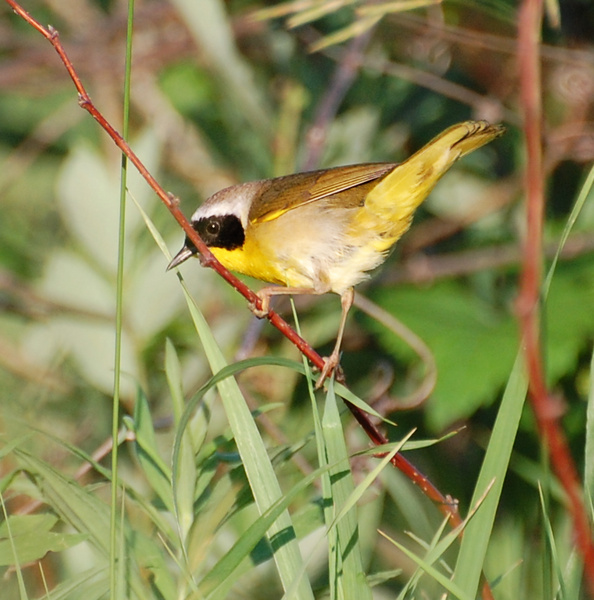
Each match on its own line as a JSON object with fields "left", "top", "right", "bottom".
{"left": 167, "top": 243, "right": 197, "bottom": 271}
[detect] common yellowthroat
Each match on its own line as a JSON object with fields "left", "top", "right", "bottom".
{"left": 169, "top": 120, "right": 504, "bottom": 385}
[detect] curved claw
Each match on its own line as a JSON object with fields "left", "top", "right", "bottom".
{"left": 314, "top": 354, "right": 344, "bottom": 390}
{"left": 249, "top": 291, "right": 271, "bottom": 318}
{"left": 248, "top": 300, "right": 269, "bottom": 319}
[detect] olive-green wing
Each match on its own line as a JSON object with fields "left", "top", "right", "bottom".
{"left": 249, "top": 163, "right": 396, "bottom": 223}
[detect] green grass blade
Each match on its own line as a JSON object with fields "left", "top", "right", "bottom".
{"left": 166, "top": 339, "right": 198, "bottom": 547}
{"left": 542, "top": 163, "right": 594, "bottom": 297}
{"left": 15, "top": 423, "right": 174, "bottom": 541}
{"left": 334, "top": 382, "right": 395, "bottom": 424}
{"left": 537, "top": 483, "right": 569, "bottom": 599}
{"left": 13, "top": 450, "right": 148, "bottom": 599}
{"left": 328, "top": 438, "right": 407, "bottom": 532}
{"left": 126, "top": 388, "right": 174, "bottom": 515}
{"left": 452, "top": 351, "right": 528, "bottom": 595}
{"left": 322, "top": 381, "right": 373, "bottom": 600}
{"left": 110, "top": 3, "right": 135, "bottom": 597}
{"left": 585, "top": 332, "right": 594, "bottom": 501}
{"left": 172, "top": 357, "right": 307, "bottom": 507}
{"left": 202, "top": 460, "right": 336, "bottom": 599}
{"left": 16, "top": 453, "right": 111, "bottom": 556}
{"left": 179, "top": 282, "right": 315, "bottom": 600}
{"left": 0, "top": 494, "right": 28, "bottom": 599}
{"left": 380, "top": 530, "right": 473, "bottom": 600}
{"left": 395, "top": 516, "right": 452, "bottom": 600}
{"left": 29, "top": 567, "right": 108, "bottom": 600}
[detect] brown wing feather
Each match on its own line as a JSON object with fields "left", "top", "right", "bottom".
{"left": 249, "top": 163, "right": 396, "bottom": 223}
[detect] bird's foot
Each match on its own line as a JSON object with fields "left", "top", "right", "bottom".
{"left": 314, "top": 353, "right": 344, "bottom": 390}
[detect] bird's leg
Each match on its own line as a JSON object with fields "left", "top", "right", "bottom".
{"left": 315, "top": 287, "right": 354, "bottom": 390}
{"left": 249, "top": 285, "right": 353, "bottom": 390}
{"left": 250, "top": 286, "right": 319, "bottom": 318}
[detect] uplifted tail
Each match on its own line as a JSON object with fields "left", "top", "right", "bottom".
{"left": 361, "top": 120, "right": 504, "bottom": 247}
{"left": 434, "top": 120, "right": 505, "bottom": 160}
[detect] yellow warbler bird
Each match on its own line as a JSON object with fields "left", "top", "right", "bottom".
{"left": 169, "top": 120, "right": 504, "bottom": 385}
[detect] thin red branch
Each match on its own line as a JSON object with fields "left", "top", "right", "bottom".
{"left": 517, "top": 0, "right": 594, "bottom": 593}
{"left": 5, "top": 0, "right": 461, "bottom": 526}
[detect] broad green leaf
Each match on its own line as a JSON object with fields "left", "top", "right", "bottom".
{"left": 545, "top": 261, "right": 594, "bottom": 384}
{"left": 0, "top": 514, "right": 86, "bottom": 566}
{"left": 56, "top": 130, "right": 161, "bottom": 274}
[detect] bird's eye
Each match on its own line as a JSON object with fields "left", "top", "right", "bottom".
{"left": 206, "top": 220, "right": 220, "bottom": 235}
{"left": 195, "top": 214, "right": 244, "bottom": 250}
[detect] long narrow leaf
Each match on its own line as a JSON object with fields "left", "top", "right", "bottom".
{"left": 178, "top": 282, "right": 315, "bottom": 600}
{"left": 203, "top": 459, "right": 341, "bottom": 599}
{"left": 322, "top": 381, "right": 373, "bottom": 600}
{"left": 380, "top": 530, "right": 473, "bottom": 600}
{"left": 166, "top": 339, "right": 198, "bottom": 545}
{"left": 452, "top": 352, "right": 527, "bottom": 595}
{"left": 127, "top": 388, "right": 174, "bottom": 515}
{"left": 14, "top": 451, "right": 148, "bottom": 599}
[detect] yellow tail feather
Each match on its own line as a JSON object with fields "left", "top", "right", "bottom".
{"left": 361, "top": 120, "right": 504, "bottom": 247}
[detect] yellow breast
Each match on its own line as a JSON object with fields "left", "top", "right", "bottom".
{"left": 209, "top": 234, "right": 290, "bottom": 288}
{"left": 209, "top": 202, "right": 387, "bottom": 295}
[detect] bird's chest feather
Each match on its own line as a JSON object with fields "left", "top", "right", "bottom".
{"left": 209, "top": 199, "right": 393, "bottom": 294}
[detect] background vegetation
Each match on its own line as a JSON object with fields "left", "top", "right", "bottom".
{"left": 1, "top": 0, "right": 594, "bottom": 598}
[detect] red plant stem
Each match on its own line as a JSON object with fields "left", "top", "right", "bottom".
{"left": 344, "top": 401, "right": 462, "bottom": 525}
{"left": 5, "top": 0, "right": 462, "bottom": 526}
{"left": 517, "top": 0, "right": 594, "bottom": 593}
